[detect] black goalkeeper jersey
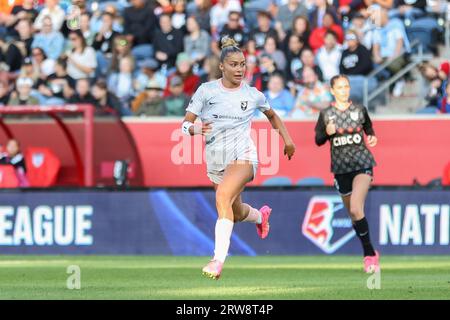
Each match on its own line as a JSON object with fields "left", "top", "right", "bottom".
{"left": 315, "top": 103, "right": 377, "bottom": 174}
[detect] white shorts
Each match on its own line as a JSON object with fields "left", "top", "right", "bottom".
{"left": 207, "top": 161, "right": 258, "bottom": 185}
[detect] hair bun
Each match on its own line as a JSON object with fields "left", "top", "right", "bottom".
{"left": 221, "top": 36, "right": 238, "bottom": 49}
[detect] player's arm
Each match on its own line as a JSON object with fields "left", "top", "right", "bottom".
{"left": 182, "top": 112, "right": 212, "bottom": 136}
{"left": 362, "top": 107, "right": 377, "bottom": 147}
{"left": 263, "top": 109, "right": 296, "bottom": 160}
{"left": 315, "top": 112, "right": 330, "bottom": 146}
{"left": 182, "top": 85, "right": 211, "bottom": 136}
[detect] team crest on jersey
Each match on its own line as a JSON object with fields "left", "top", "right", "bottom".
{"left": 350, "top": 111, "right": 359, "bottom": 121}
{"left": 302, "top": 196, "right": 355, "bottom": 254}
{"left": 241, "top": 101, "right": 248, "bottom": 111}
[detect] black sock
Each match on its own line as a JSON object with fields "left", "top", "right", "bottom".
{"left": 353, "top": 217, "right": 376, "bottom": 257}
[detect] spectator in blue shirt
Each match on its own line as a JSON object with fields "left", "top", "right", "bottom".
{"left": 262, "top": 72, "right": 295, "bottom": 118}
{"left": 31, "top": 15, "right": 65, "bottom": 60}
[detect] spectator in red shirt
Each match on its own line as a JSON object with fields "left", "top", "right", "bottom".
{"left": 309, "top": 12, "right": 344, "bottom": 52}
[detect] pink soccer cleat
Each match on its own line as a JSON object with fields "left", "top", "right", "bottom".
{"left": 364, "top": 251, "right": 380, "bottom": 273}
{"left": 256, "top": 205, "right": 272, "bottom": 239}
{"left": 202, "top": 260, "right": 223, "bottom": 280}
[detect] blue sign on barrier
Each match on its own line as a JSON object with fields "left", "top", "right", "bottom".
{"left": 0, "top": 189, "right": 448, "bottom": 255}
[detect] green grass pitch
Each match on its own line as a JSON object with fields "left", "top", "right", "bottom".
{"left": 0, "top": 255, "right": 449, "bottom": 299}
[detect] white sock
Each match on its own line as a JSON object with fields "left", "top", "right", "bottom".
{"left": 213, "top": 218, "right": 234, "bottom": 263}
{"left": 243, "top": 206, "right": 262, "bottom": 224}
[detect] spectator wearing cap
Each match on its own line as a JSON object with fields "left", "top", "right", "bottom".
{"left": 0, "top": 34, "right": 22, "bottom": 72}
{"left": 291, "top": 66, "right": 332, "bottom": 118}
{"left": 107, "top": 55, "right": 136, "bottom": 107}
{"left": 35, "top": 57, "right": 75, "bottom": 105}
{"left": 68, "top": 78, "right": 97, "bottom": 105}
{"left": 92, "top": 79, "right": 126, "bottom": 116}
{"left": 212, "top": 11, "right": 246, "bottom": 56}
{"left": 134, "top": 58, "right": 167, "bottom": 94}
{"left": 316, "top": 30, "right": 342, "bottom": 82}
{"left": 210, "top": 0, "right": 242, "bottom": 39}
{"left": 14, "top": 18, "right": 34, "bottom": 58}
{"left": 309, "top": 12, "right": 344, "bottom": 52}
{"left": 184, "top": 15, "right": 211, "bottom": 66}
{"left": 92, "top": 12, "right": 119, "bottom": 76}
{"left": 31, "top": 16, "right": 64, "bottom": 60}
{"left": 163, "top": 75, "right": 190, "bottom": 116}
{"left": 132, "top": 79, "right": 166, "bottom": 116}
{"left": 33, "top": 0, "right": 65, "bottom": 32}
{"left": 123, "top": 0, "right": 157, "bottom": 63}
{"left": 248, "top": 10, "right": 278, "bottom": 55}
{"left": 339, "top": 30, "right": 376, "bottom": 103}
{"left": 66, "top": 30, "right": 97, "bottom": 80}
{"left": 275, "top": 0, "right": 308, "bottom": 34}
{"left": 8, "top": 77, "right": 39, "bottom": 105}
{"left": 153, "top": 13, "right": 184, "bottom": 70}
{"left": 19, "top": 56, "right": 37, "bottom": 82}
{"left": 164, "top": 52, "right": 200, "bottom": 97}
{"left": 262, "top": 72, "right": 295, "bottom": 118}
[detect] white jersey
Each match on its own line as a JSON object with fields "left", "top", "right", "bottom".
{"left": 187, "top": 79, "right": 271, "bottom": 172}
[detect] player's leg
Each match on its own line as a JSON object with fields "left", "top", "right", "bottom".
{"left": 203, "top": 161, "right": 253, "bottom": 279}
{"left": 336, "top": 173, "right": 352, "bottom": 220}
{"left": 231, "top": 193, "right": 249, "bottom": 222}
{"left": 213, "top": 185, "right": 255, "bottom": 223}
{"left": 350, "top": 172, "right": 380, "bottom": 272}
{"left": 218, "top": 178, "right": 271, "bottom": 236}
{"left": 231, "top": 193, "right": 272, "bottom": 239}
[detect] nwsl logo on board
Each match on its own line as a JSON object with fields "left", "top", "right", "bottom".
{"left": 302, "top": 196, "right": 355, "bottom": 254}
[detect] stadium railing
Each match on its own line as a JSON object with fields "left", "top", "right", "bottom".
{"left": 363, "top": 40, "right": 430, "bottom": 109}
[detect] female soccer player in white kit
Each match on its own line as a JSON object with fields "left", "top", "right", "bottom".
{"left": 182, "top": 37, "right": 296, "bottom": 279}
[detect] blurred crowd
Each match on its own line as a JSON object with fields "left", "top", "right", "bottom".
{"left": 0, "top": 0, "right": 448, "bottom": 117}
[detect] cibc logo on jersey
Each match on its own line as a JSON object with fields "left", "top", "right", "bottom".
{"left": 302, "top": 196, "right": 355, "bottom": 254}
{"left": 333, "top": 133, "right": 362, "bottom": 147}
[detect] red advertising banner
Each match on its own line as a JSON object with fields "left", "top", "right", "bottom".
{"left": 124, "top": 116, "right": 450, "bottom": 187}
